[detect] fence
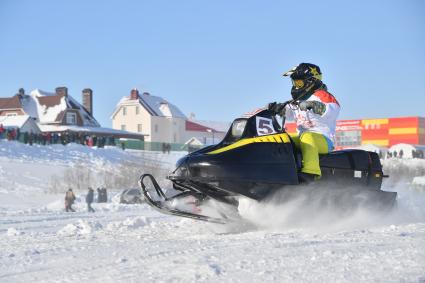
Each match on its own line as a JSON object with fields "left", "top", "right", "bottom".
{"left": 0, "top": 130, "right": 204, "bottom": 153}
{"left": 119, "top": 139, "right": 203, "bottom": 152}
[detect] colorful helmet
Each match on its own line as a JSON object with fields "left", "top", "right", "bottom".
{"left": 283, "top": 63, "right": 324, "bottom": 100}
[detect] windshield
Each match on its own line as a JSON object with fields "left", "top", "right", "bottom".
{"left": 231, "top": 120, "right": 247, "bottom": 138}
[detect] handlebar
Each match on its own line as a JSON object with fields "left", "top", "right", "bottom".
{"left": 267, "top": 99, "right": 299, "bottom": 132}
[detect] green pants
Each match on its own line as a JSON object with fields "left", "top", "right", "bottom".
{"left": 290, "top": 132, "right": 329, "bottom": 176}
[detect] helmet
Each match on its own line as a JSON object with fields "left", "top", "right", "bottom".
{"left": 283, "top": 63, "right": 324, "bottom": 100}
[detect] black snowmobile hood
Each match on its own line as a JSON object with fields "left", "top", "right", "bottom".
{"left": 190, "top": 108, "right": 289, "bottom": 155}
{"left": 168, "top": 108, "right": 299, "bottom": 188}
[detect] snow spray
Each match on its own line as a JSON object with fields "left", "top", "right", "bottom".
{"left": 236, "top": 179, "right": 425, "bottom": 233}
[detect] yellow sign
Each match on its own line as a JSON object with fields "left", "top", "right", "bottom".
{"left": 389, "top": 128, "right": 417, "bottom": 135}
{"left": 362, "top": 139, "right": 389, "bottom": 146}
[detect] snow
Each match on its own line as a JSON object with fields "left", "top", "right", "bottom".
{"left": 28, "top": 89, "right": 67, "bottom": 124}
{"left": 0, "top": 115, "right": 31, "bottom": 128}
{"left": 141, "top": 93, "right": 186, "bottom": 118}
{"left": 119, "top": 93, "right": 187, "bottom": 118}
{"left": 388, "top": 143, "right": 425, "bottom": 159}
{"left": 37, "top": 124, "right": 143, "bottom": 136}
{"left": 22, "top": 89, "right": 100, "bottom": 127}
{"left": 354, "top": 144, "right": 388, "bottom": 155}
{"left": 1, "top": 140, "right": 425, "bottom": 282}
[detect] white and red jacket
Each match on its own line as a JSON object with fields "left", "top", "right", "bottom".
{"left": 286, "top": 89, "right": 340, "bottom": 146}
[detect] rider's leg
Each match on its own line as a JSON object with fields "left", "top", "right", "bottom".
{"left": 299, "top": 132, "right": 329, "bottom": 177}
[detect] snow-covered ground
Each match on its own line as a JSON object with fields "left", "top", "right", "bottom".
{"left": 1, "top": 140, "right": 425, "bottom": 283}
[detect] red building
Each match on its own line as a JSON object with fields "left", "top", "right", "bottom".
{"left": 285, "top": 116, "right": 425, "bottom": 149}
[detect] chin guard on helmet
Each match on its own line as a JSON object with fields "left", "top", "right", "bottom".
{"left": 283, "top": 63, "right": 324, "bottom": 101}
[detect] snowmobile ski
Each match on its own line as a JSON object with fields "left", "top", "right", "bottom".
{"left": 139, "top": 174, "right": 235, "bottom": 224}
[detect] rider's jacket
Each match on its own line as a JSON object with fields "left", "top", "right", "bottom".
{"left": 286, "top": 89, "right": 340, "bottom": 145}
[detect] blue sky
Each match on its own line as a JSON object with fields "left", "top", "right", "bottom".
{"left": 0, "top": 0, "right": 424, "bottom": 127}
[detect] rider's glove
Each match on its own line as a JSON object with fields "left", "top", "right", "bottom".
{"left": 268, "top": 102, "right": 277, "bottom": 111}
{"left": 299, "top": 101, "right": 326, "bottom": 115}
{"left": 267, "top": 102, "right": 286, "bottom": 116}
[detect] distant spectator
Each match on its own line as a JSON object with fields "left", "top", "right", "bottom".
{"left": 93, "top": 135, "right": 97, "bottom": 147}
{"left": 0, "top": 124, "right": 4, "bottom": 139}
{"left": 70, "top": 133, "right": 76, "bottom": 143}
{"left": 162, "top": 142, "right": 166, "bottom": 153}
{"left": 23, "top": 132, "right": 29, "bottom": 144}
{"left": 41, "top": 132, "right": 47, "bottom": 145}
{"left": 65, "top": 132, "right": 70, "bottom": 144}
{"left": 97, "top": 188, "right": 102, "bottom": 203}
{"left": 28, "top": 131, "right": 34, "bottom": 146}
{"left": 399, "top": 149, "right": 404, "bottom": 159}
{"left": 121, "top": 142, "right": 125, "bottom": 150}
{"left": 95, "top": 187, "right": 108, "bottom": 203}
{"left": 7, "top": 128, "right": 16, "bottom": 141}
{"left": 393, "top": 151, "right": 397, "bottom": 158}
{"left": 101, "top": 187, "right": 108, "bottom": 203}
{"left": 86, "top": 187, "right": 95, "bottom": 213}
{"left": 37, "top": 133, "right": 42, "bottom": 144}
{"left": 65, "top": 189, "right": 76, "bottom": 212}
{"left": 16, "top": 128, "right": 20, "bottom": 141}
{"left": 98, "top": 136, "right": 105, "bottom": 148}
{"left": 78, "top": 133, "right": 84, "bottom": 145}
{"left": 57, "top": 133, "right": 62, "bottom": 144}
{"left": 88, "top": 136, "right": 93, "bottom": 147}
{"left": 52, "top": 133, "right": 58, "bottom": 144}
{"left": 46, "top": 132, "right": 52, "bottom": 145}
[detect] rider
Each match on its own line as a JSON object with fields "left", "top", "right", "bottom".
{"left": 269, "top": 63, "right": 340, "bottom": 182}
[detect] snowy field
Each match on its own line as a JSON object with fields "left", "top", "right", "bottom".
{"left": 1, "top": 140, "right": 425, "bottom": 283}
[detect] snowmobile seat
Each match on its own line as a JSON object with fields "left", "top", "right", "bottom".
{"left": 318, "top": 149, "right": 384, "bottom": 189}
{"left": 319, "top": 149, "right": 381, "bottom": 171}
{"left": 295, "top": 149, "right": 381, "bottom": 172}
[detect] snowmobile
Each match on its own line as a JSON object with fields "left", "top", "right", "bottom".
{"left": 139, "top": 101, "right": 397, "bottom": 224}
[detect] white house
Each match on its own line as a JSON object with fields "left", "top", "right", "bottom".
{"left": 111, "top": 89, "right": 187, "bottom": 143}
{"left": 111, "top": 89, "right": 229, "bottom": 145}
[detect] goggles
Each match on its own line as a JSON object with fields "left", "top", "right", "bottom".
{"left": 292, "top": 79, "right": 305, "bottom": 89}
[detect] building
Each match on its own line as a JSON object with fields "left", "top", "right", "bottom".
{"left": 0, "top": 88, "right": 40, "bottom": 133}
{"left": 0, "top": 87, "right": 143, "bottom": 139}
{"left": 185, "top": 120, "right": 227, "bottom": 145}
{"left": 111, "top": 89, "right": 228, "bottom": 144}
{"left": 0, "top": 115, "right": 40, "bottom": 133}
{"left": 286, "top": 116, "right": 425, "bottom": 149}
{"left": 111, "top": 89, "right": 187, "bottom": 143}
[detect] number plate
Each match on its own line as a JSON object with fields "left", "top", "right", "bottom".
{"left": 256, "top": 117, "right": 276, "bottom": 136}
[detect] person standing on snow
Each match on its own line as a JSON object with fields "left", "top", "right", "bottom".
{"left": 97, "top": 188, "right": 102, "bottom": 203}
{"left": 269, "top": 63, "right": 340, "bottom": 183}
{"left": 0, "top": 124, "right": 4, "bottom": 139}
{"left": 65, "top": 188, "right": 76, "bottom": 212}
{"left": 101, "top": 187, "right": 108, "bottom": 203}
{"left": 86, "top": 187, "right": 95, "bottom": 212}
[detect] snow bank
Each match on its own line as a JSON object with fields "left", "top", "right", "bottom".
{"left": 58, "top": 219, "right": 103, "bottom": 236}
{"left": 105, "top": 216, "right": 150, "bottom": 231}
{"left": 1, "top": 141, "right": 425, "bottom": 282}
{"left": 6, "top": 227, "right": 24, "bottom": 236}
